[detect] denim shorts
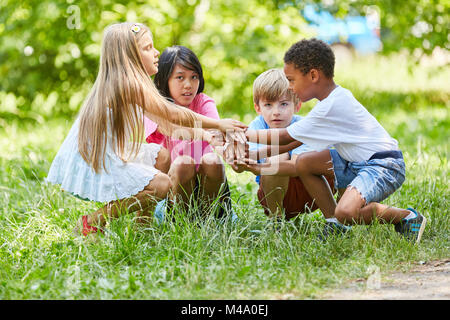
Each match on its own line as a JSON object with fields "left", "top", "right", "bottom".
{"left": 329, "top": 149, "right": 406, "bottom": 204}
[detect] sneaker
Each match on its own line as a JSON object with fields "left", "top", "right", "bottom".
{"left": 319, "top": 221, "right": 351, "bottom": 241}
{"left": 394, "top": 208, "right": 427, "bottom": 244}
{"left": 153, "top": 199, "right": 167, "bottom": 225}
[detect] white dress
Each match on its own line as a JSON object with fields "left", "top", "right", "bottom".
{"left": 46, "top": 117, "right": 162, "bottom": 203}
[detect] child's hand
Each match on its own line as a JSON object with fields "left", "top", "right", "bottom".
{"left": 223, "top": 132, "right": 247, "bottom": 163}
{"left": 212, "top": 126, "right": 249, "bottom": 166}
{"left": 213, "top": 139, "right": 246, "bottom": 164}
{"left": 204, "top": 129, "right": 225, "bottom": 147}
{"left": 231, "top": 160, "right": 260, "bottom": 175}
{"left": 218, "top": 119, "right": 247, "bottom": 134}
{"left": 230, "top": 161, "right": 245, "bottom": 173}
{"left": 226, "top": 129, "right": 247, "bottom": 145}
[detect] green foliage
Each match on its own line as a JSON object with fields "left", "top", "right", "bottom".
{"left": 2, "top": 1, "right": 447, "bottom": 122}
{"left": 0, "top": 0, "right": 309, "bottom": 121}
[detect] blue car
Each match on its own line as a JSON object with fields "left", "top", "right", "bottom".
{"left": 302, "top": 4, "right": 382, "bottom": 54}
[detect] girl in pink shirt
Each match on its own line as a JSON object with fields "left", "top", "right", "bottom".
{"left": 145, "top": 45, "right": 231, "bottom": 217}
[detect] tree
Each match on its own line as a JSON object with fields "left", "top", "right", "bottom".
{"left": 0, "top": 0, "right": 310, "bottom": 120}
{"left": 1, "top": 0, "right": 447, "bottom": 121}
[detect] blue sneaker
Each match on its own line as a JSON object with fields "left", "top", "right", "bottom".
{"left": 394, "top": 208, "right": 427, "bottom": 244}
{"left": 153, "top": 199, "right": 167, "bottom": 225}
{"left": 319, "top": 221, "right": 351, "bottom": 241}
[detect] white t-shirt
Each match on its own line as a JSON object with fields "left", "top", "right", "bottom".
{"left": 286, "top": 86, "right": 398, "bottom": 162}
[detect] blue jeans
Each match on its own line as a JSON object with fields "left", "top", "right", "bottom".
{"left": 329, "top": 149, "right": 405, "bottom": 204}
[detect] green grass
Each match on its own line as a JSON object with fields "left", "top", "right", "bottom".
{"left": 0, "top": 54, "right": 449, "bottom": 299}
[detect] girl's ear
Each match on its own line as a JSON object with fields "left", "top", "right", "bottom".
{"left": 310, "top": 68, "right": 320, "bottom": 83}
{"left": 294, "top": 100, "right": 301, "bottom": 112}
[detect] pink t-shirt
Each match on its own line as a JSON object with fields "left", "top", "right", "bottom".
{"left": 144, "top": 93, "right": 220, "bottom": 165}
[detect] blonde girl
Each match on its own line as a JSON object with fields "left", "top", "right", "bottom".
{"left": 46, "top": 22, "right": 246, "bottom": 236}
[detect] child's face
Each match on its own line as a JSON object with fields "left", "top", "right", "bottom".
{"left": 255, "top": 93, "right": 298, "bottom": 128}
{"left": 139, "top": 33, "right": 160, "bottom": 76}
{"left": 283, "top": 63, "right": 315, "bottom": 102}
{"left": 168, "top": 63, "right": 200, "bottom": 107}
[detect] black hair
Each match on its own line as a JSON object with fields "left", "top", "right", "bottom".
{"left": 283, "top": 38, "right": 335, "bottom": 78}
{"left": 154, "top": 45, "right": 205, "bottom": 100}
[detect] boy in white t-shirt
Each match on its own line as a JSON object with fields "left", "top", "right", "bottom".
{"left": 233, "top": 68, "right": 334, "bottom": 220}
{"left": 242, "top": 39, "right": 426, "bottom": 243}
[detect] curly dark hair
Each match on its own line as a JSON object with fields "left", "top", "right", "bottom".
{"left": 283, "top": 38, "right": 335, "bottom": 78}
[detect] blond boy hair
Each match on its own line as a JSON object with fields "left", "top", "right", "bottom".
{"left": 252, "top": 68, "right": 299, "bottom": 106}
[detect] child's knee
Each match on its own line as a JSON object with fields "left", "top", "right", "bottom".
{"left": 199, "top": 153, "right": 225, "bottom": 181}
{"left": 147, "top": 173, "right": 171, "bottom": 199}
{"left": 295, "top": 153, "right": 312, "bottom": 175}
{"left": 170, "top": 156, "right": 196, "bottom": 184}
{"left": 335, "top": 203, "right": 359, "bottom": 223}
{"left": 296, "top": 150, "right": 331, "bottom": 176}
{"left": 155, "top": 147, "right": 171, "bottom": 173}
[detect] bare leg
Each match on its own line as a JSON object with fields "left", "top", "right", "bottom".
{"left": 296, "top": 150, "right": 337, "bottom": 219}
{"left": 259, "top": 153, "right": 290, "bottom": 218}
{"left": 335, "top": 187, "right": 410, "bottom": 225}
{"left": 197, "top": 153, "right": 226, "bottom": 209}
{"left": 167, "top": 155, "right": 197, "bottom": 207}
{"left": 197, "top": 153, "right": 228, "bottom": 215}
{"left": 85, "top": 172, "right": 171, "bottom": 227}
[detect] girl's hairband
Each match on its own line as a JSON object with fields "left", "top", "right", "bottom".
{"left": 131, "top": 24, "right": 141, "bottom": 34}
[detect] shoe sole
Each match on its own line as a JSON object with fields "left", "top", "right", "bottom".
{"left": 415, "top": 216, "right": 427, "bottom": 244}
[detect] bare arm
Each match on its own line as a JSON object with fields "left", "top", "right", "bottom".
{"left": 248, "top": 140, "right": 302, "bottom": 160}
{"left": 165, "top": 102, "right": 246, "bottom": 132}
{"left": 245, "top": 159, "right": 297, "bottom": 176}
{"left": 233, "top": 154, "right": 300, "bottom": 176}
{"left": 169, "top": 106, "right": 218, "bottom": 129}
{"left": 166, "top": 125, "right": 224, "bottom": 147}
{"left": 245, "top": 128, "right": 297, "bottom": 146}
{"left": 168, "top": 125, "right": 205, "bottom": 140}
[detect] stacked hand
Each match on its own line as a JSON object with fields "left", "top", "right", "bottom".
{"left": 210, "top": 130, "right": 261, "bottom": 175}
{"left": 203, "top": 116, "right": 246, "bottom": 147}
{"left": 205, "top": 118, "right": 246, "bottom": 163}
{"left": 203, "top": 118, "right": 260, "bottom": 173}
{"left": 223, "top": 130, "right": 247, "bottom": 164}
{"left": 206, "top": 129, "right": 248, "bottom": 163}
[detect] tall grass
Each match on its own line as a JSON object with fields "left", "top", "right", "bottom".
{"left": 0, "top": 53, "right": 448, "bottom": 299}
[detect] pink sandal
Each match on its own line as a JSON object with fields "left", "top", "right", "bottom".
{"left": 81, "top": 215, "right": 103, "bottom": 236}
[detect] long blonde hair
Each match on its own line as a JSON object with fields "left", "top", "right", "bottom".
{"left": 78, "top": 22, "right": 194, "bottom": 173}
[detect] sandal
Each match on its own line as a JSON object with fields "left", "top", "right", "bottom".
{"left": 80, "top": 215, "right": 103, "bottom": 236}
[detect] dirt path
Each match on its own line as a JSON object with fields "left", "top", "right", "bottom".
{"left": 322, "top": 259, "right": 450, "bottom": 300}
